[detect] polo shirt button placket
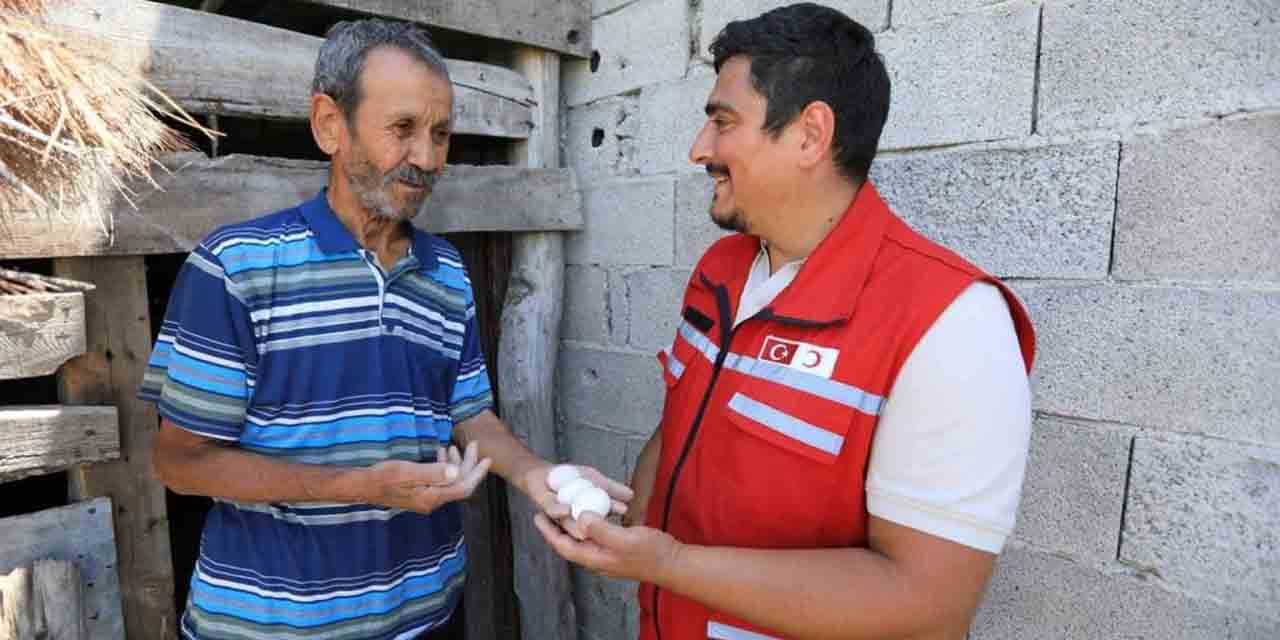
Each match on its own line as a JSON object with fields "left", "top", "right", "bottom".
{"left": 361, "top": 250, "right": 389, "bottom": 333}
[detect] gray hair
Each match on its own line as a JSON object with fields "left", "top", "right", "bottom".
{"left": 312, "top": 19, "right": 450, "bottom": 119}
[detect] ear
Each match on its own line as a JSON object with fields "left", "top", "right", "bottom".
{"left": 795, "top": 100, "right": 836, "bottom": 171}
{"left": 310, "top": 93, "right": 348, "bottom": 157}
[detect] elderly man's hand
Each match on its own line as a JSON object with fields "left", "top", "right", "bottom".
{"left": 520, "top": 463, "right": 634, "bottom": 540}
{"left": 534, "top": 511, "right": 680, "bottom": 583}
{"left": 363, "top": 441, "right": 491, "bottom": 514}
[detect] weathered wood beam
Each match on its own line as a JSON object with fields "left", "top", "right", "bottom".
{"left": 300, "top": 0, "right": 592, "bottom": 58}
{"left": 0, "top": 153, "right": 583, "bottom": 259}
{"left": 0, "top": 292, "right": 87, "bottom": 381}
{"left": 41, "top": 0, "right": 535, "bottom": 138}
{"left": 0, "top": 406, "right": 120, "bottom": 484}
{"left": 0, "top": 498, "right": 124, "bottom": 639}
{"left": 500, "top": 49, "right": 577, "bottom": 640}
{"left": 0, "top": 559, "right": 88, "bottom": 640}
{"left": 54, "top": 258, "right": 175, "bottom": 640}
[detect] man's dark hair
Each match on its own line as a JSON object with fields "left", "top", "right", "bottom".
{"left": 710, "top": 3, "right": 890, "bottom": 180}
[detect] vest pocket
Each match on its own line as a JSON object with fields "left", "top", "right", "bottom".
{"left": 711, "top": 380, "right": 856, "bottom": 545}
{"left": 723, "top": 389, "right": 852, "bottom": 465}
{"left": 707, "top": 620, "right": 782, "bottom": 639}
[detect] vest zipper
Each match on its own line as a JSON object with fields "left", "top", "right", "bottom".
{"left": 651, "top": 284, "right": 845, "bottom": 639}
{"left": 653, "top": 275, "right": 735, "bottom": 640}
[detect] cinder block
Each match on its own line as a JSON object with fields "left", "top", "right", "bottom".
{"left": 1013, "top": 283, "right": 1280, "bottom": 446}
{"left": 558, "top": 346, "right": 665, "bottom": 436}
{"left": 608, "top": 269, "right": 631, "bottom": 345}
{"left": 1115, "top": 114, "right": 1280, "bottom": 281}
{"left": 573, "top": 567, "right": 640, "bottom": 640}
{"left": 1013, "top": 417, "right": 1132, "bottom": 564}
{"left": 973, "top": 547, "right": 1280, "bottom": 639}
{"left": 561, "top": 422, "right": 648, "bottom": 486}
{"left": 1039, "top": 0, "right": 1280, "bottom": 134}
{"left": 566, "top": 66, "right": 716, "bottom": 180}
{"left": 675, "top": 172, "right": 731, "bottom": 268}
{"left": 566, "top": 177, "right": 675, "bottom": 266}
{"left": 1121, "top": 435, "right": 1280, "bottom": 617}
{"left": 565, "top": 96, "right": 633, "bottom": 183}
{"left": 626, "top": 65, "right": 717, "bottom": 175}
{"left": 892, "top": 0, "right": 1008, "bottom": 25}
{"left": 564, "top": 265, "right": 610, "bottom": 344}
{"left": 593, "top": 0, "right": 635, "bottom": 17}
{"left": 878, "top": 2, "right": 1037, "bottom": 149}
{"left": 625, "top": 268, "right": 693, "bottom": 352}
{"left": 565, "top": 0, "right": 690, "bottom": 106}
{"left": 698, "top": 0, "right": 889, "bottom": 60}
{"left": 873, "top": 140, "right": 1118, "bottom": 278}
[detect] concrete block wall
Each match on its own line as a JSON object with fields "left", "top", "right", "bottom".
{"left": 555, "top": 1, "right": 1280, "bottom": 637}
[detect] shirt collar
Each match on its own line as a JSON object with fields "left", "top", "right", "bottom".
{"left": 300, "top": 190, "right": 438, "bottom": 273}
{"left": 767, "top": 181, "right": 892, "bottom": 323}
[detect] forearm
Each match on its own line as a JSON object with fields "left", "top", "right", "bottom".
{"left": 626, "top": 428, "right": 661, "bottom": 526}
{"left": 657, "top": 544, "right": 972, "bottom": 640}
{"left": 155, "top": 433, "right": 367, "bottom": 504}
{"left": 453, "top": 410, "right": 544, "bottom": 495}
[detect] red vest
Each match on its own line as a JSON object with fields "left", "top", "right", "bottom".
{"left": 639, "top": 183, "right": 1035, "bottom": 640}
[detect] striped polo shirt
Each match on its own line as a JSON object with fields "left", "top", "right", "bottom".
{"left": 139, "top": 191, "right": 493, "bottom": 640}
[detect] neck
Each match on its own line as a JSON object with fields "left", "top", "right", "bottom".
{"left": 762, "top": 175, "right": 862, "bottom": 272}
{"left": 327, "top": 173, "right": 410, "bottom": 259}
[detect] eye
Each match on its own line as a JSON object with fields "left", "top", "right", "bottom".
{"left": 432, "top": 127, "right": 451, "bottom": 144}
{"left": 392, "top": 120, "right": 413, "bottom": 137}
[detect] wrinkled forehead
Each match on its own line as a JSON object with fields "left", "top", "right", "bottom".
{"left": 358, "top": 46, "right": 454, "bottom": 118}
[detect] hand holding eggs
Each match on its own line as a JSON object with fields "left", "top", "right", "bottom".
{"left": 546, "top": 464, "right": 611, "bottom": 521}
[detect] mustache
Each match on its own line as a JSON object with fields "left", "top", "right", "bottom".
{"left": 706, "top": 163, "right": 729, "bottom": 179}
{"left": 385, "top": 164, "right": 440, "bottom": 190}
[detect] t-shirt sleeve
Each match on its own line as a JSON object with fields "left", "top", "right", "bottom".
{"left": 138, "top": 244, "right": 257, "bottom": 441}
{"left": 865, "top": 282, "right": 1032, "bottom": 553}
{"left": 448, "top": 296, "right": 494, "bottom": 425}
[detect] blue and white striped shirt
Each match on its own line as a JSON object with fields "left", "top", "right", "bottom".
{"left": 139, "top": 191, "right": 492, "bottom": 640}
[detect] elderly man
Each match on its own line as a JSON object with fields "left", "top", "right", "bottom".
{"left": 142, "top": 20, "right": 629, "bottom": 640}
{"left": 537, "top": 4, "right": 1036, "bottom": 639}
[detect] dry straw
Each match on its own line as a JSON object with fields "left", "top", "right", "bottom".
{"left": 0, "top": 0, "right": 209, "bottom": 214}
{"left": 1, "top": 0, "right": 213, "bottom": 294}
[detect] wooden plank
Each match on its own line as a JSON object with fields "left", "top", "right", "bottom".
{"left": 0, "top": 566, "right": 38, "bottom": 640}
{"left": 40, "top": 0, "right": 535, "bottom": 138}
{"left": 300, "top": 0, "right": 593, "bottom": 58}
{"left": 0, "top": 406, "right": 120, "bottom": 484}
{"left": 0, "top": 154, "right": 583, "bottom": 259}
{"left": 33, "top": 560, "right": 87, "bottom": 640}
{"left": 0, "top": 498, "right": 124, "bottom": 639}
{"left": 1, "top": 559, "right": 88, "bottom": 640}
{"left": 500, "top": 49, "right": 577, "bottom": 640}
{"left": 452, "top": 234, "right": 519, "bottom": 640}
{"left": 0, "top": 293, "right": 87, "bottom": 381}
{"left": 54, "top": 258, "right": 176, "bottom": 640}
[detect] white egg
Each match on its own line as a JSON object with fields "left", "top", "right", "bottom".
{"left": 571, "top": 486, "right": 611, "bottom": 520}
{"left": 546, "top": 464, "right": 582, "bottom": 491}
{"left": 556, "top": 477, "right": 596, "bottom": 505}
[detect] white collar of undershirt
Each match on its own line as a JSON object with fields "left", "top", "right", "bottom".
{"left": 734, "top": 240, "right": 806, "bottom": 327}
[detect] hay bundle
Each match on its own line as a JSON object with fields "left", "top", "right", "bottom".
{"left": 0, "top": 0, "right": 205, "bottom": 214}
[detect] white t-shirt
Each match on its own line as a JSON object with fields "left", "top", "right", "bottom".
{"left": 734, "top": 246, "right": 1031, "bottom": 553}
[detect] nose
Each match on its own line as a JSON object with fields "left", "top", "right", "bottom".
{"left": 408, "top": 136, "right": 440, "bottom": 172}
{"left": 688, "top": 121, "right": 713, "bottom": 166}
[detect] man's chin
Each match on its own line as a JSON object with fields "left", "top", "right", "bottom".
{"left": 709, "top": 208, "right": 746, "bottom": 233}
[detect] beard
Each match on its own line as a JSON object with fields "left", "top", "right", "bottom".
{"left": 344, "top": 139, "right": 439, "bottom": 221}
{"left": 707, "top": 162, "right": 747, "bottom": 233}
